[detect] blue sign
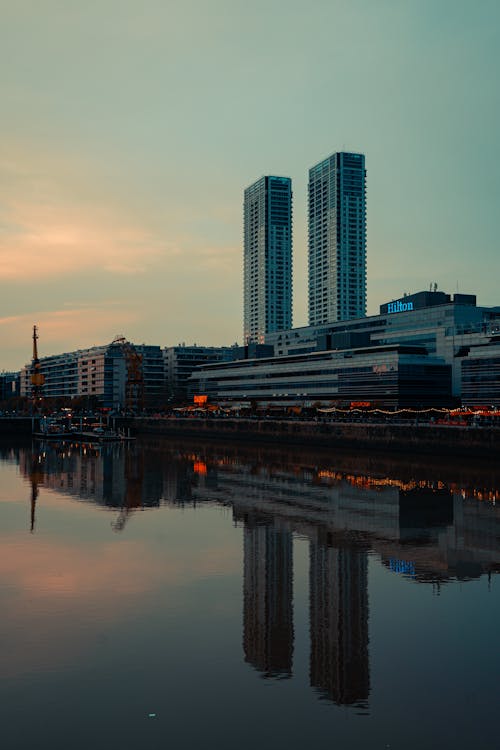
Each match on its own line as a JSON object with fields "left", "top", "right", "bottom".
{"left": 388, "top": 300, "right": 414, "bottom": 314}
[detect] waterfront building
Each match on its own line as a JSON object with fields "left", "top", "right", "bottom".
{"left": 266, "top": 290, "right": 500, "bottom": 399}
{"left": 189, "top": 289, "right": 500, "bottom": 407}
{"left": 163, "top": 345, "right": 235, "bottom": 402}
{"left": 461, "top": 341, "right": 500, "bottom": 408}
{"left": 308, "top": 152, "right": 366, "bottom": 325}
{"left": 20, "top": 341, "right": 164, "bottom": 410}
{"left": 135, "top": 344, "right": 167, "bottom": 406}
{"left": 244, "top": 176, "right": 293, "bottom": 344}
{"left": 0, "top": 372, "right": 20, "bottom": 402}
{"left": 189, "top": 344, "right": 452, "bottom": 408}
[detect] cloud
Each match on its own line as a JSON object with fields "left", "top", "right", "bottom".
{"left": 0, "top": 305, "right": 140, "bottom": 359}
{"left": 0, "top": 144, "right": 172, "bottom": 281}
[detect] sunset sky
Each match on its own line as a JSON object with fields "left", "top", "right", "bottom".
{"left": 1, "top": 0, "right": 499, "bottom": 370}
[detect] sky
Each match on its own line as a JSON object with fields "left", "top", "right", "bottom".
{"left": 1, "top": 0, "right": 499, "bottom": 370}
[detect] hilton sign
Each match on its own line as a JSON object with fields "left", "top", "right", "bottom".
{"left": 387, "top": 299, "right": 414, "bottom": 314}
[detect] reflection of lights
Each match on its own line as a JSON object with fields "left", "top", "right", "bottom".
{"left": 389, "top": 558, "right": 416, "bottom": 576}
{"left": 194, "top": 461, "right": 207, "bottom": 476}
{"left": 177, "top": 451, "right": 499, "bottom": 506}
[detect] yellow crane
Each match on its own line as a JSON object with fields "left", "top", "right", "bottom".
{"left": 30, "top": 325, "right": 45, "bottom": 406}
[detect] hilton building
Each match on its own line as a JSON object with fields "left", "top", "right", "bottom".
{"left": 189, "top": 289, "right": 500, "bottom": 406}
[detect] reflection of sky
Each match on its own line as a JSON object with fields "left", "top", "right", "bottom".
{"left": 1, "top": 2, "right": 500, "bottom": 369}
{"left": 1, "top": 445, "right": 500, "bottom": 749}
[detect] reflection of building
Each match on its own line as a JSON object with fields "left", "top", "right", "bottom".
{"left": 309, "top": 535, "right": 369, "bottom": 705}
{"left": 14, "top": 440, "right": 500, "bottom": 711}
{"left": 243, "top": 514, "right": 294, "bottom": 679}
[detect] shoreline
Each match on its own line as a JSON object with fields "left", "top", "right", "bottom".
{"left": 132, "top": 417, "right": 500, "bottom": 459}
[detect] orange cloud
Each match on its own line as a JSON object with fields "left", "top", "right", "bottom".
{"left": 0, "top": 143, "right": 174, "bottom": 281}
{"left": 0, "top": 306, "right": 140, "bottom": 358}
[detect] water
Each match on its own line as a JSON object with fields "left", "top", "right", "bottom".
{"left": 0, "top": 437, "right": 499, "bottom": 750}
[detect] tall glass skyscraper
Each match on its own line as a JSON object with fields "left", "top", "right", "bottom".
{"left": 244, "top": 176, "right": 292, "bottom": 344}
{"left": 308, "top": 152, "right": 366, "bottom": 325}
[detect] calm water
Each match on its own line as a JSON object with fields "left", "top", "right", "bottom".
{"left": 0, "top": 438, "right": 499, "bottom": 750}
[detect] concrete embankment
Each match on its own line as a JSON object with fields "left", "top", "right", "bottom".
{"left": 132, "top": 417, "right": 500, "bottom": 459}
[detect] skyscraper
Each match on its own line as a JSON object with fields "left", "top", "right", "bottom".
{"left": 244, "top": 176, "right": 292, "bottom": 344}
{"left": 308, "top": 152, "right": 366, "bottom": 325}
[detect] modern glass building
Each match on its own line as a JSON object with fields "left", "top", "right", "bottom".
{"left": 189, "top": 344, "right": 452, "bottom": 408}
{"left": 190, "top": 290, "right": 500, "bottom": 406}
{"left": 244, "top": 176, "right": 292, "bottom": 344}
{"left": 308, "top": 152, "right": 366, "bottom": 325}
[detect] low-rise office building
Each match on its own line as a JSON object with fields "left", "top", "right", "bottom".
{"left": 20, "top": 340, "right": 164, "bottom": 410}
{"left": 266, "top": 290, "right": 500, "bottom": 398}
{"left": 189, "top": 290, "right": 499, "bottom": 407}
{"left": 461, "top": 341, "right": 500, "bottom": 408}
{"left": 189, "top": 344, "right": 452, "bottom": 408}
{"left": 0, "top": 372, "right": 20, "bottom": 402}
{"left": 164, "top": 345, "right": 235, "bottom": 401}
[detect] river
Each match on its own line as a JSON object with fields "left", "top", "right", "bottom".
{"left": 0, "top": 438, "right": 499, "bottom": 749}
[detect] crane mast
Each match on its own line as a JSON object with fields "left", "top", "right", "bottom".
{"left": 30, "top": 325, "right": 45, "bottom": 405}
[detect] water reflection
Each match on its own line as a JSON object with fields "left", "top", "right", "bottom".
{"left": 243, "top": 516, "right": 294, "bottom": 680}
{"left": 309, "top": 539, "right": 369, "bottom": 706}
{"left": 7, "top": 438, "right": 500, "bottom": 712}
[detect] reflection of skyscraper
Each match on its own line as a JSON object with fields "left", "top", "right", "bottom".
{"left": 243, "top": 515, "right": 294, "bottom": 678}
{"left": 309, "top": 537, "right": 369, "bottom": 705}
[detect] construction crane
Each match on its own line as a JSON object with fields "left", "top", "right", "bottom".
{"left": 30, "top": 325, "right": 45, "bottom": 407}
{"left": 112, "top": 336, "right": 145, "bottom": 413}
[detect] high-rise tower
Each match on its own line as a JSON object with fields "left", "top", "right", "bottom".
{"left": 244, "top": 176, "right": 292, "bottom": 344}
{"left": 308, "top": 152, "right": 366, "bottom": 325}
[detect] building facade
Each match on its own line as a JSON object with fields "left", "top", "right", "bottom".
{"left": 266, "top": 290, "right": 500, "bottom": 398}
{"left": 461, "top": 342, "right": 500, "bottom": 408}
{"left": 308, "top": 152, "right": 366, "bottom": 325}
{"left": 0, "top": 372, "right": 20, "bottom": 402}
{"left": 189, "top": 344, "right": 452, "bottom": 408}
{"left": 20, "top": 340, "right": 164, "bottom": 410}
{"left": 164, "top": 345, "right": 235, "bottom": 401}
{"left": 189, "top": 290, "right": 500, "bottom": 407}
{"left": 244, "top": 176, "right": 293, "bottom": 344}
